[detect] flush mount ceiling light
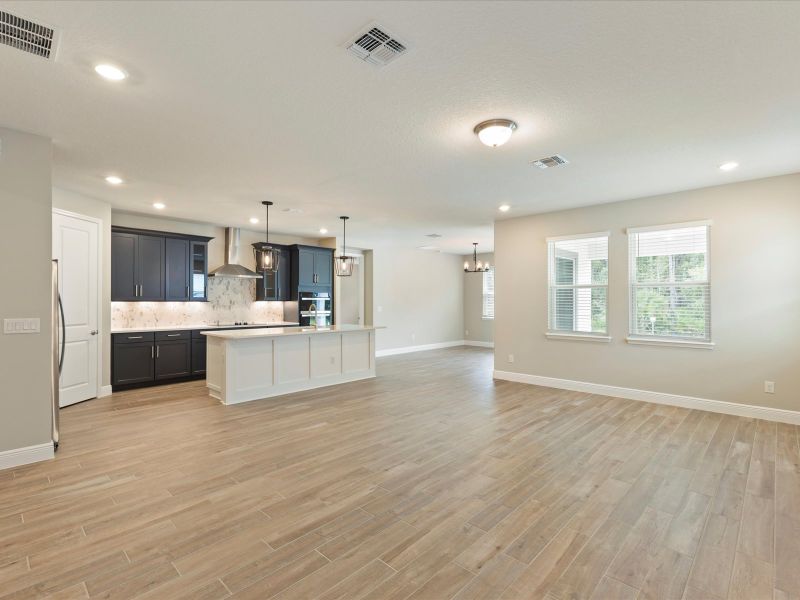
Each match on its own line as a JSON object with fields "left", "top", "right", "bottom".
{"left": 94, "top": 63, "right": 127, "bottom": 81}
{"left": 249, "top": 217, "right": 259, "bottom": 224}
{"left": 464, "top": 242, "right": 490, "bottom": 273}
{"left": 719, "top": 161, "right": 739, "bottom": 172}
{"left": 104, "top": 175, "right": 123, "bottom": 185}
{"left": 335, "top": 216, "right": 354, "bottom": 277}
{"left": 474, "top": 119, "right": 517, "bottom": 147}
{"left": 498, "top": 204, "right": 511, "bottom": 212}
{"left": 152, "top": 202, "right": 165, "bottom": 210}
{"left": 255, "top": 201, "right": 279, "bottom": 273}
{"left": 319, "top": 228, "right": 328, "bottom": 234}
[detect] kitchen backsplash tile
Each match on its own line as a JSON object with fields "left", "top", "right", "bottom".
{"left": 112, "top": 278, "right": 286, "bottom": 329}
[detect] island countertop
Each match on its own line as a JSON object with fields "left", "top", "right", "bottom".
{"left": 201, "top": 324, "right": 382, "bottom": 340}
{"left": 112, "top": 322, "right": 299, "bottom": 334}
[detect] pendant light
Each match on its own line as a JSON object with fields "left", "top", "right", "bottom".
{"left": 464, "top": 242, "right": 490, "bottom": 273}
{"left": 258, "top": 201, "right": 279, "bottom": 273}
{"left": 335, "top": 216, "right": 354, "bottom": 277}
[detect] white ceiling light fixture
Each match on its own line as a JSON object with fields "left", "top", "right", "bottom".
{"left": 249, "top": 217, "right": 259, "bottom": 224}
{"left": 319, "top": 228, "right": 328, "bottom": 234}
{"left": 474, "top": 119, "right": 517, "bottom": 147}
{"left": 104, "top": 175, "right": 123, "bottom": 185}
{"left": 464, "top": 243, "right": 490, "bottom": 273}
{"left": 94, "top": 63, "right": 127, "bottom": 81}
{"left": 719, "top": 161, "right": 739, "bottom": 172}
{"left": 152, "top": 202, "right": 165, "bottom": 210}
{"left": 498, "top": 204, "right": 510, "bottom": 212}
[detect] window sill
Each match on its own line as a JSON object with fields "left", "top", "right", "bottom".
{"left": 545, "top": 332, "right": 611, "bottom": 343}
{"left": 482, "top": 317, "right": 494, "bottom": 321}
{"left": 626, "top": 337, "right": 715, "bottom": 349}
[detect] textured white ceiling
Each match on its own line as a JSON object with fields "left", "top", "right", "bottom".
{"left": 1, "top": 0, "right": 799, "bottom": 253}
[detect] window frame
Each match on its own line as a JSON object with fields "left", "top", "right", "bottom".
{"left": 481, "top": 266, "right": 495, "bottom": 320}
{"left": 546, "top": 231, "right": 611, "bottom": 341}
{"left": 626, "top": 220, "right": 714, "bottom": 349}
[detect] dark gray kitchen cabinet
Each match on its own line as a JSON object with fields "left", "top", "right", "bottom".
{"left": 165, "top": 238, "right": 191, "bottom": 301}
{"left": 291, "top": 246, "right": 334, "bottom": 296}
{"left": 254, "top": 243, "right": 290, "bottom": 301}
{"left": 191, "top": 338, "right": 207, "bottom": 374}
{"left": 112, "top": 227, "right": 211, "bottom": 302}
{"left": 154, "top": 339, "right": 191, "bottom": 380}
{"left": 112, "top": 340, "right": 155, "bottom": 385}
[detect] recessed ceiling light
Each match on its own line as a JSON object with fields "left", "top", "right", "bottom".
{"left": 474, "top": 119, "right": 517, "bottom": 147}
{"left": 249, "top": 217, "right": 259, "bottom": 224}
{"left": 719, "top": 161, "right": 739, "bottom": 172}
{"left": 153, "top": 202, "right": 166, "bottom": 210}
{"left": 498, "top": 204, "right": 510, "bottom": 212}
{"left": 319, "top": 228, "right": 328, "bottom": 235}
{"left": 94, "top": 64, "right": 127, "bottom": 81}
{"left": 105, "top": 175, "right": 123, "bottom": 185}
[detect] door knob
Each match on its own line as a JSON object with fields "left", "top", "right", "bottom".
{"left": 90, "top": 330, "right": 98, "bottom": 335}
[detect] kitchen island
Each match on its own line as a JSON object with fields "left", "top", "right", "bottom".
{"left": 202, "top": 325, "right": 379, "bottom": 404}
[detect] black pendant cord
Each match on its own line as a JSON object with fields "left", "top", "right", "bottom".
{"left": 262, "top": 200, "right": 273, "bottom": 246}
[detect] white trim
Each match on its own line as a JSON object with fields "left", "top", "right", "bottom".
{"left": 626, "top": 336, "right": 715, "bottom": 350}
{"left": 52, "top": 208, "right": 105, "bottom": 404}
{"left": 546, "top": 231, "right": 611, "bottom": 243}
{"left": 545, "top": 332, "right": 611, "bottom": 343}
{"left": 626, "top": 220, "right": 713, "bottom": 234}
{"left": 98, "top": 385, "right": 113, "bottom": 398}
{"left": 492, "top": 371, "right": 800, "bottom": 425}
{"left": 0, "top": 442, "right": 54, "bottom": 471}
{"left": 465, "top": 340, "right": 494, "bottom": 348}
{"left": 376, "top": 340, "right": 465, "bottom": 357}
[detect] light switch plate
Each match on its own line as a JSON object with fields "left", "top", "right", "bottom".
{"left": 3, "top": 318, "right": 41, "bottom": 334}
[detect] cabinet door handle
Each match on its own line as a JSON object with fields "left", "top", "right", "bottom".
{"left": 128, "top": 335, "right": 143, "bottom": 340}
{"left": 186, "top": 285, "right": 189, "bottom": 298}
{"left": 156, "top": 346, "right": 160, "bottom": 358}
{"left": 151, "top": 346, "right": 154, "bottom": 358}
{"left": 166, "top": 333, "right": 180, "bottom": 337}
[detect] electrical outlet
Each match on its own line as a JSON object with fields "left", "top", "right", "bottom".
{"left": 465, "top": 329, "right": 469, "bottom": 336}
{"left": 508, "top": 354, "right": 514, "bottom": 363}
{"left": 764, "top": 381, "right": 775, "bottom": 394}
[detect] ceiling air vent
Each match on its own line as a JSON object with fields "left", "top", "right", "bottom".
{"left": 0, "top": 10, "right": 56, "bottom": 59}
{"left": 347, "top": 25, "right": 407, "bottom": 67}
{"left": 425, "top": 233, "right": 442, "bottom": 238}
{"left": 531, "top": 155, "right": 569, "bottom": 170}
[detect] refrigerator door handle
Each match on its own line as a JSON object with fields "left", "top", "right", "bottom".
{"left": 58, "top": 294, "right": 66, "bottom": 373}
{"left": 51, "top": 260, "right": 60, "bottom": 450}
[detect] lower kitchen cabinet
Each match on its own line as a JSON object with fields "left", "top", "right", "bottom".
{"left": 154, "top": 339, "right": 191, "bottom": 380}
{"left": 112, "top": 341, "right": 155, "bottom": 385}
{"left": 191, "top": 338, "right": 207, "bottom": 375}
{"left": 112, "top": 330, "right": 195, "bottom": 388}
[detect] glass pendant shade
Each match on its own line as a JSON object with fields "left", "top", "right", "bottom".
{"left": 335, "top": 216, "right": 354, "bottom": 277}
{"left": 260, "top": 200, "right": 278, "bottom": 273}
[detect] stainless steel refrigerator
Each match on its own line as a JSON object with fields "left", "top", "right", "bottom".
{"left": 51, "top": 259, "right": 64, "bottom": 450}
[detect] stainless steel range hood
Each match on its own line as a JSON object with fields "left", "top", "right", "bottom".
{"left": 208, "top": 228, "right": 262, "bottom": 279}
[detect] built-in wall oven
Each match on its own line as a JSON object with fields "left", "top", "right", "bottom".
{"left": 299, "top": 291, "right": 332, "bottom": 327}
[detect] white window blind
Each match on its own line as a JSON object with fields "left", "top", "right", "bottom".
{"left": 628, "top": 222, "right": 710, "bottom": 342}
{"left": 482, "top": 267, "right": 495, "bottom": 319}
{"left": 547, "top": 233, "right": 608, "bottom": 334}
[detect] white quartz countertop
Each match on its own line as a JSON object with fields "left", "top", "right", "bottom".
{"left": 111, "top": 322, "right": 299, "bottom": 334}
{"left": 202, "top": 324, "right": 382, "bottom": 339}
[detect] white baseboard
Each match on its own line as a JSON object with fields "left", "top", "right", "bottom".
{"left": 0, "top": 442, "right": 54, "bottom": 471}
{"left": 98, "top": 385, "right": 113, "bottom": 398}
{"left": 465, "top": 340, "right": 494, "bottom": 348}
{"left": 376, "top": 340, "right": 466, "bottom": 357}
{"left": 493, "top": 370, "right": 800, "bottom": 425}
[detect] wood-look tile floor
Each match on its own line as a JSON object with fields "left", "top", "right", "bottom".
{"left": 1, "top": 347, "right": 798, "bottom": 600}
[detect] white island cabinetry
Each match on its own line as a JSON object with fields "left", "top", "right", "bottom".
{"left": 203, "top": 325, "right": 378, "bottom": 405}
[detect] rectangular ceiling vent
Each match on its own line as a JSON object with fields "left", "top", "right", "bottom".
{"left": 347, "top": 25, "right": 407, "bottom": 67}
{"left": 531, "top": 155, "right": 569, "bottom": 170}
{"left": 0, "top": 10, "right": 56, "bottom": 59}
{"left": 425, "top": 233, "right": 442, "bottom": 238}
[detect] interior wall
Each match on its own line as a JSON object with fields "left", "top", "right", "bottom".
{"left": 371, "top": 247, "right": 464, "bottom": 351}
{"left": 463, "top": 252, "right": 494, "bottom": 344}
{"left": 494, "top": 172, "right": 800, "bottom": 412}
{"left": 52, "top": 188, "right": 112, "bottom": 389}
{"left": 0, "top": 128, "right": 53, "bottom": 453}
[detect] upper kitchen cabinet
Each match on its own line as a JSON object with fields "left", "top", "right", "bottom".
{"left": 291, "top": 245, "right": 334, "bottom": 296}
{"left": 253, "top": 243, "right": 290, "bottom": 301}
{"left": 112, "top": 227, "right": 212, "bottom": 302}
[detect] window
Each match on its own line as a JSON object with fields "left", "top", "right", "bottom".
{"left": 547, "top": 233, "right": 609, "bottom": 335}
{"left": 482, "top": 266, "right": 495, "bottom": 319}
{"left": 628, "top": 221, "right": 711, "bottom": 344}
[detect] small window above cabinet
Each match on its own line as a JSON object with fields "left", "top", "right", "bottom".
{"left": 112, "top": 227, "right": 212, "bottom": 302}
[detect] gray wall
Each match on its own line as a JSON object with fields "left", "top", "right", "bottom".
{"left": 463, "top": 252, "right": 494, "bottom": 344}
{"left": 0, "top": 128, "right": 52, "bottom": 453}
{"left": 494, "top": 173, "right": 800, "bottom": 411}
{"left": 371, "top": 247, "right": 464, "bottom": 351}
{"left": 52, "top": 188, "right": 112, "bottom": 388}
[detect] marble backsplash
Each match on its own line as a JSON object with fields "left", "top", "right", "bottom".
{"left": 112, "top": 278, "right": 288, "bottom": 329}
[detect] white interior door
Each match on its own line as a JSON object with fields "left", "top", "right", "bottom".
{"left": 53, "top": 210, "right": 99, "bottom": 406}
